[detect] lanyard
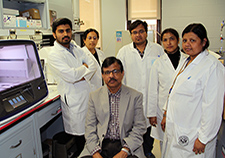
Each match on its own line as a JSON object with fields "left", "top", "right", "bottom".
{"left": 166, "top": 57, "right": 190, "bottom": 107}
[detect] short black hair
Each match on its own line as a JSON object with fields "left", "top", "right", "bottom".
{"left": 101, "top": 57, "right": 124, "bottom": 74}
{"left": 182, "top": 23, "right": 209, "bottom": 50}
{"left": 83, "top": 28, "right": 99, "bottom": 40}
{"left": 161, "top": 28, "right": 179, "bottom": 41}
{"left": 129, "top": 20, "right": 148, "bottom": 34}
{"left": 52, "top": 18, "right": 72, "bottom": 33}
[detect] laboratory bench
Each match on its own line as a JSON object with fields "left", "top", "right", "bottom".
{"left": 0, "top": 85, "right": 64, "bottom": 158}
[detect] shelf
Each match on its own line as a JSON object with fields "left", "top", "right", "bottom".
{"left": 0, "top": 0, "right": 50, "bottom": 30}
{"left": 10, "top": 0, "right": 45, "bottom": 4}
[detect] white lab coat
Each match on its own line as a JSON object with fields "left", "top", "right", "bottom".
{"left": 147, "top": 51, "right": 188, "bottom": 141}
{"left": 162, "top": 50, "right": 225, "bottom": 158}
{"left": 82, "top": 46, "right": 105, "bottom": 92}
{"left": 117, "top": 41, "right": 164, "bottom": 127}
{"left": 48, "top": 40, "right": 96, "bottom": 135}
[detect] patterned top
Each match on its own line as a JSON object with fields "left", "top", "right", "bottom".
{"left": 91, "top": 87, "right": 129, "bottom": 155}
{"left": 105, "top": 88, "right": 121, "bottom": 139}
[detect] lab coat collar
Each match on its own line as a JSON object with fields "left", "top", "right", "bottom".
{"left": 83, "top": 46, "right": 98, "bottom": 54}
{"left": 190, "top": 50, "right": 208, "bottom": 65}
{"left": 130, "top": 40, "right": 153, "bottom": 49}
{"left": 53, "top": 40, "right": 77, "bottom": 51}
{"left": 180, "top": 51, "right": 189, "bottom": 60}
{"left": 168, "top": 51, "right": 188, "bottom": 61}
{"left": 162, "top": 50, "right": 186, "bottom": 61}
{"left": 53, "top": 40, "right": 79, "bottom": 58}
{"left": 129, "top": 40, "right": 154, "bottom": 57}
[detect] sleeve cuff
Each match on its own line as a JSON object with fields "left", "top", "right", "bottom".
{"left": 91, "top": 145, "right": 102, "bottom": 155}
{"left": 122, "top": 140, "right": 131, "bottom": 152}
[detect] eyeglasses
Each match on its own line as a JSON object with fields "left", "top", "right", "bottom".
{"left": 87, "top": 36, "right": 98, "bottom": 40}
{"left": 103, "top": 69, "right": 121, "bottom": 75}
{"left": 131, "top": 29, "right": 145, "bottom": 35}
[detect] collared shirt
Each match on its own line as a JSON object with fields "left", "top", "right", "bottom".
{"left": 133, "top": 40, "right": 148, "bottom": 58}
{"left": 91, "top": 87, "right": 129, "bottom": 155}
{"left": 67, "top": 43, "right": 76, "bottom": 57}
{"left": 105, "top": 88, "right": 121, "bottom": 140}
{"left": 57, "top": 41, "right": 77, "bottom": 57}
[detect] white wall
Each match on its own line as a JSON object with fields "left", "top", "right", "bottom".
{"left": 162, "top": 0, "right": 225, "bottom": 53}
{"left": 48, "top": 0, "right": 74, "bottom": 27}
{"left": 101, "top": 0, "right": 126, "bottom": 57}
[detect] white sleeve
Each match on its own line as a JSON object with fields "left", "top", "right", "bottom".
{"left": 48, "top": 48, "right": 96, "bottom": 83}
{"left": 198, "top": 63, "right": 224, "bottom": 144}
{"left": 147, "top": 62, "right": 159, "bottom": 117}
{"left": 116, "top": 48, "right": 127, "bottom": 85}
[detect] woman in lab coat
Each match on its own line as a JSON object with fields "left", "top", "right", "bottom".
{"left": 147, "top": 28, "right": 187, "bottom": 150}
{"left": 82, "top": 28, "right": 105, "bottom": 91}
{"left": 162, "top": 23, "right": 224, "bottom": 158}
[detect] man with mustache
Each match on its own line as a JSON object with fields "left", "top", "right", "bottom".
{"left": 48, "top": 18, "right": 97, "bottom": 156}
{"left": 79, "top": 57, "right": 147, "bottom": 158}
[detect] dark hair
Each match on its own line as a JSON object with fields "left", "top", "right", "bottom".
{"left": 182, "top": 23, "right": 209, "bottom": 50}
{"left": 129, "top": 20, "right": 148, "bottom": 34}
{"left": 161, "top": 28, "right": 179, "bottom": 41}
{"left": 83, "top": 28, "right": 99, "bottom": 40}
{"left": 101, "top": 57, "right": 124, "bottom": 74}
{"left": 52, "top": 18, "right": 72, "bottom": 33}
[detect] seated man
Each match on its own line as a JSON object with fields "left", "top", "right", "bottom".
{"left": 80, "top": 57, "right": 147, "bottom": 158}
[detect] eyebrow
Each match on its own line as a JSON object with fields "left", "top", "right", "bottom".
{"left": 58, "top": 28, "right": 71, "bottom": 31}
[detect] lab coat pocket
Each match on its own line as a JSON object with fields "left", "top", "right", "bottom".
{"left": 174, "top": 123, "right": 198, "bottom": 151}
{"left": 175, "top": 80, "right": 197, "bottom": 97}
{"left": 64, "top": 94, "right": 68, "bottom": 106}
{"left": 66, "top": 90, "right": 88, "bottom": 113}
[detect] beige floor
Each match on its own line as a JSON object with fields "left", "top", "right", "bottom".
{"left": 152, "top": 139, "right": 161, "bottom": 158}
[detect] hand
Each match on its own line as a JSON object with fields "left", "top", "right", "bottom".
{"left": 149, "top": 117, "right": 157, "bottom": 127}
{"left": 93, "top": 152, "right": 103, "bottom": 158}
{"left": 113, "top": 150, "right": 128, "bottom": 158}
{"left": 161, "top": 117, "right": 166, "bottom": 132}
{"left": 83, "top": 62, "right": 88, "bottom": 68}
{"left": 193, "top": 138, "right": 206, "bottom": 155}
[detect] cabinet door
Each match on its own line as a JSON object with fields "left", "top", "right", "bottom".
{"left": 37, "top": 99, "right": 61, "bottom": 128}
{"left": 0, "top": 116, "right": 37, "bottom": 158}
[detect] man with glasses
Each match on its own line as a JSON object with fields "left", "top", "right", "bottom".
{"left": 117, "top": 20, "right": 164, "bottom": 158}
{"left": 80, "top": 57, "right": 146, "bottom": 158}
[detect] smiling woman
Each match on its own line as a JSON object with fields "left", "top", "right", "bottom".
{"left": 182, "top": 24, "right": 209, "bottom": 62}
{"left": 81, "top": 28, "right": 106, "bottom": 92}
{"left": 83, "top": 29, "right": 99, "bottom": 54}
{"left": 161, "top": 23, "right": 224, "bottom": 158}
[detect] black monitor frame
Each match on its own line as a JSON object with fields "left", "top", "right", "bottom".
{"left": 0, "top": 40, "right": 48, "bottom": 125}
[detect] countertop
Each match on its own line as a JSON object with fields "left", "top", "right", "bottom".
{"left": 0, "top": 84, "right": 60, "bottom": 132}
